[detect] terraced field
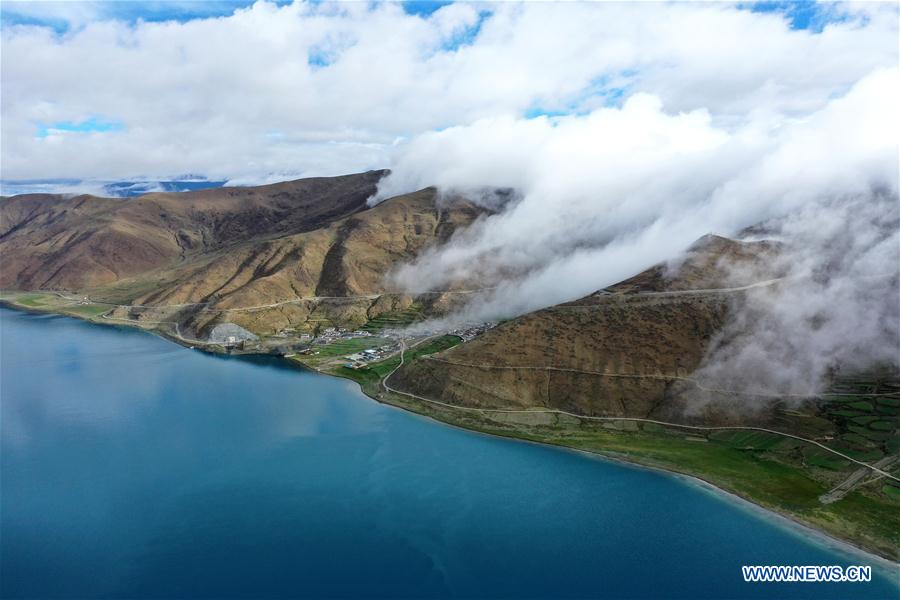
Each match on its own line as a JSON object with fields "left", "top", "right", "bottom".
{"left": 361, "top": 303, "right": 426, "bottom": 333}
{"left": 819, "top": 378, "right": 900, "bottom": 462}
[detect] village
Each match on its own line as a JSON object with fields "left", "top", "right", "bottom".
{"left": 286, "top": 321, "right": 497, "bottom": 369}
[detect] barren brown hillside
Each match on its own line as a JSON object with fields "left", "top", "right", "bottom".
{"left": 0, "top": 171, "right": 387, "bottom": 290}
{"left": 0, "top": 172, "right": 487, "bottom": 336}
{"left": 389, "top": 235, "right": 784, "bottom": 424}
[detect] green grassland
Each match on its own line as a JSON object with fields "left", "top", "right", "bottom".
{"left": 0, "top": 291, "right": 112, "bottom": 321}
{"left": 62, "top": 304, "right": 113, "bottom": 318}
{"left": 335, "top": 335, "right": 461, "bottom": 383}
{"left": 15, "top": 294, "right": 48, "bottom": 307}
{"left": 818, "top": 382, "right": 899, "bottom": 467}
{"left": 291, "top": 334, "right": 463, "bottom": 387}
{"left": 311, "top": 336, "right": 392, "bottom": 357}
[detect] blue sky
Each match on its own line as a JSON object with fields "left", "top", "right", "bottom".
{"left": 36, "top": 117, "right": 124, "bottom": 138}
{"left": 745, "top": 1, "right": 853, "bottom": 32}
{"left": 1, "top": 1, "right": 853, "bottom": 33}
{"left": 1, "top": 1, "right": 271, "bottom": 32}
{"left": 0, "top": 1, "right": 463, "bottom": 32}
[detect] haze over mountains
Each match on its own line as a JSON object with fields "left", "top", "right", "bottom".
{"left": 0, "top": 178, "right": 228, "bottom": 198}
{"left": 391, "top": 235, "right": 778, "bottom": 422}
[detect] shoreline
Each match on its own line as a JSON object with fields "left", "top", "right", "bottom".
{"left": 280, "top": 350, "right": 900, "bottom": 570}
{"left": 350, "top": 378, "right": 900, "bottom": 573}
{"left": 2, "top": 300, "right": 898, "bottom": 569}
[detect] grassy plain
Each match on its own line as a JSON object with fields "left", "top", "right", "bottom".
{"left": 0, "top": 291, "right": 112, "bottom": 321}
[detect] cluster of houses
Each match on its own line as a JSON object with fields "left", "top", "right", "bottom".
{"left": 276, "top": 325, "right": 369, "bottom": 345}
{"left": 447, "top": 322, "right": 497, "bottom": 342}
{"left": 343, "top": 343, "right": 400, "bottom": 369}
{"left": 282, "top": 321, "right": 496, "bottom": 363}
{"left": 291, "top": 326, "right": 379, "bottom": 357}
{"left": 317, "top": 327, "right": 373, "bottom": 343}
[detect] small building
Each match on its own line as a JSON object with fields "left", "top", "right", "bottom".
{"left": 208, "top": 322, "right": 259, "bottom": 347}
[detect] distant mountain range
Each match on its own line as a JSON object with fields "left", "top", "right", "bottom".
{"left": 0, "top": 178, "right": 228, "bottom": 198}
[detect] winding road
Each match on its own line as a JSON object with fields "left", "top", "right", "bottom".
{"left": 48, "top": 288, "right": 494, "bottom": 314}
{"left": 382, "top": 339, "right": 900, "bottom": 483}
{"left": 421, "top": 356, "right": 899, "bottom": 399}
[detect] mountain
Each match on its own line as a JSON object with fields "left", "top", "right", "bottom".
{"left": 389, "top": 234, "right": 785, "bottom": 425}
{"left": 0, "top": 171, "right": 487, "bottom": 337}
{"left": 0, "top": 170, "right": 385, "bottom": 289}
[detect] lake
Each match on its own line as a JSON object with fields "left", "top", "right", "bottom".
{"left": 1, "top": 307, "right": 897, "bottom": 598}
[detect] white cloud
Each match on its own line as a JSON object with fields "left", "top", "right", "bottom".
{"left": 382, "top": 66, "right": 899, "bottom": 398}
{"left": 2, "top": 1, "right": 896, "bottom": 182}
{"left": 689, "top": 191, "right": 899, "bottom": 401}
{"left": 380, "top": 67, "right": 898, "bottom": 319}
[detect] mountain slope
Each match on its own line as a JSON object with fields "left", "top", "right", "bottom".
{"left": 0, "top": 172, "right": 487, "bottom": 336}
{"left": 0, "top": 170, "right": 386, "bottom": 290}
{"left": 389, "top": 235, "right": 784, "bottom": 424}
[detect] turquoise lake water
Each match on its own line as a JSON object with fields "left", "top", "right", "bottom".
{"left": 1, "top": 307, "right": 897, "bottom": 598}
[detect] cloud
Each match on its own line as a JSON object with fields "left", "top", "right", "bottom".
{"left": 384, "top": 69, "right": 899, "bottom": 402}
{"left": 2, "top": 1, "right": 896, "bottom": 183}
{"left": 689, "top": 191, "right": 899, "bottom": 403}
{"left": 377, "top": 68, "right": 897, "bottom": 317}
{"left": 385, "top": 66, "right": 898, "bottom": 400}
